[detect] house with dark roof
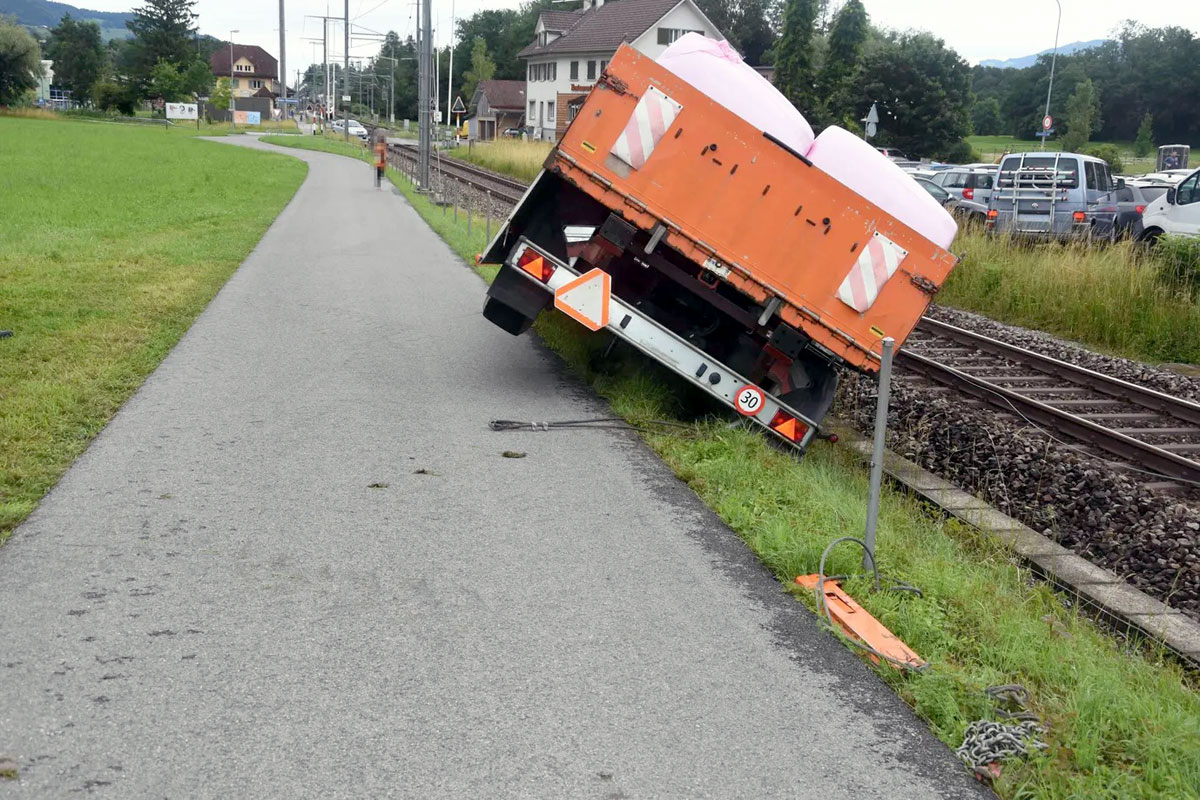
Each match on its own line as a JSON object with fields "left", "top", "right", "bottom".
{"left": 211, "top": 44, "right": 283, "bottom": 104}
{"left": 466, "top": 80, "right": 527, "bottom": 141}
{"left": 519, "top": 0, "right": 722, "bottom": 142}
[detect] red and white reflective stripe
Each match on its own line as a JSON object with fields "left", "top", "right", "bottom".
{"left": 837, "top": 232, "right": 909, "bottom": 313}
{"left": 611, "top": 87, "right": 682, "bottom": 170}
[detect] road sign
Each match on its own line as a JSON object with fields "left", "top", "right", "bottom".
{"left": 1042, "top": 114, "right": 1053, "bottom": 130}
{"left": 342, "top": 95, "right": 351, "bottom": 102}
{"left": 451, "top": 95, "right": 467, "bottom": 114}
{"left": 734, "top": 385, "right": 765, "bottom": 417}
{"left": 862, "top": 102, "right": 879, "bottom": 139}
{"left": 554, "top": 268, "right": 611, "bottom": 331}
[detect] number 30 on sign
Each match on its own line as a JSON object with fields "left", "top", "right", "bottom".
{"left": 735, "top": 385, "right": 765, "bottom": 416}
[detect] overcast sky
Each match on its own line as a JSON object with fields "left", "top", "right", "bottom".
{"left": 79, "top": 0, "right": 1200, "bottom": 81}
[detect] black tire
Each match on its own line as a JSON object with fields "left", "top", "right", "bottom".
{"left": 482, "top": 297, "right": 536, "bottom": 336}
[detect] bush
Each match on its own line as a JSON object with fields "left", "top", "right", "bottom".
{"left": 1084, "top": 143, "right": 1124, "bottom": 173}
{"left": 937, "top": 139, "right": 981, "bottom": 164}
{"left": 1154, "top": 234, "right": 1200, "bottom": 296}
{"left": 93, "top": 81, "right": 135, "bottom": 116}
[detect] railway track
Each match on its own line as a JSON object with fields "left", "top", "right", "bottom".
{"left": 386, "top": 141, "right": 527, "bottom": 205}
{"left": 902, "top": 317, "right": 1200, "bottom": 491}
{"left": 371, "top": 147, "right": 1200, "bottom": 491}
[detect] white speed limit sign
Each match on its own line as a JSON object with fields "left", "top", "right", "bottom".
{"left": 734, "top": 385, "right": 765, "bottom": 416}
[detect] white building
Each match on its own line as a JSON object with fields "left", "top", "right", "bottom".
{"left": 518, "top": 0, "right": 722, "bottom": 142}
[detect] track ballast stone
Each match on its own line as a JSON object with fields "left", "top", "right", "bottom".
{"left": 837, "top": 373, "right": 1200, "bottom": 622}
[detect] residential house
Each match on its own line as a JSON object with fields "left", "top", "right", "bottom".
{"left": 466, "top": 80, "right": 527, "bottom": 141}
{"left": 518, "top": 0, "right": 722, "bottom": 142}
{"left": 210, "top": 45, "right": 283, "bottom": 116}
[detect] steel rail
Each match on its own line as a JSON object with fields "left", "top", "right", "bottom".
{"left": 897, "top": 348, "right": 1200, "bottom": 486}
{"left": 387, "top": 142, "right": 527, "bottom": 203}
{"left": 916, "top": 317, "right": 1200, "bottom": 426}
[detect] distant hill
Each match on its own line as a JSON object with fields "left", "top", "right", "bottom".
{"left": 0, "top": 0, "right": 132, "bottom": 39}
{"left": 979, "top": 39, "right": 1108, "bottom": 69}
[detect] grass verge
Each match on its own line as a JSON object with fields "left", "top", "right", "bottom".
{"left": 262, "top": 134, "right": 1200, "bottom": 799}
{"left": 0, "top": 116, "right": 307, "bottom": 542}
{"left": 942, "top": 227, "right": 1200, "bottom": 364}
{"left": 448, "top": 138, "right": 553, "bottom": 183}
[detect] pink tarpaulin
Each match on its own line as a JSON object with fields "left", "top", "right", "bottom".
{"left": 656, "top": 33, "right": 815, "bottom": 157}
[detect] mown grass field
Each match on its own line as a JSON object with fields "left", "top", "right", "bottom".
{"left": 263, "top": 134, "right": 1200, "bottom": 799}
{"left": 965, "top": 135, "right": 1199, "bottom": 174}
{"left": 0, "top": 116, "right": 307, "bottom": 542}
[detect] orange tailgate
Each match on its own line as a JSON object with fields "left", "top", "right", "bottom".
{"left": 549, "top": 45, "right": 958, "bottom": 372}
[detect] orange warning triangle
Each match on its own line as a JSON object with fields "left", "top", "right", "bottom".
{"left": 520, "top": 255, "right": 545, "bottom": 280}
{"left": 772, "top": 417, "right": 798, "bottom": 440}
{"left": 554, "top": 268, "right": 611, "bottom": 331}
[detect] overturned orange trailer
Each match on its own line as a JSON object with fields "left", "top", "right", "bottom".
{"left": 481, "top": 44, "right": 958, "bottom": 451}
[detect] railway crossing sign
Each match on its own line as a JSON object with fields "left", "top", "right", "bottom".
{"left": 1042, "top": 114, "right": 1053, "bottom": 130}
{"left": 554, "top": 268, "right": 611, "bottom": 331}
{"left": 734, "top": 385, "right": 765, "bottom": 417}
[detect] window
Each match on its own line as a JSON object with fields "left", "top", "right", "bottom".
{"left": 997, "top": 156, "right": 1079, "bottom": 189}
{"left": 600, "top": 60, "right": 608, "bottom": 74}
{"left": 551, "top": 63, "right": 557, "bottom": 81}
{"left": 657, "top": 28, "right": 701, "bottom": 45}
{"left": 570, "top": 61, "right": 578, "bottom": 80}
{"left": 1085, "top": 161, "right": 1099, "bottom": 190}
{"left": 546, "top": 100, "right": 555, "bottom": 121}
{"left": 529, "top": 101, "right": 536, "bottom": 120}
{"left": 1115, "top": 187, "right": 1135, "bottom": 202}
{"left": 587, "top": 60, "right": 596, "bottom": 80}
{"left": 251, "top": 80, "right": 263, "bottom": 89}
{"left": 944, "top": 172, "right": 969, "bottom": 189}
{"left": 527, "top": 64, "right": 532, "bottom": 81}
{"left": 975, "top": 173, "right": 995, "bottom": 190}
{"left": 1177, "top": 174, "right": 1199, "bottom": 205}
{"left": 231, "top": 78, "right": 239, "bottom": 88}
{"left": 567, "top": 97, "right": 584, "bottom": 122}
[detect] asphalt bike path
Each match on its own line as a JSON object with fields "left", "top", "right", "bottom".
{"left": 0, "top": 136, "right": 991, "bottom": 798}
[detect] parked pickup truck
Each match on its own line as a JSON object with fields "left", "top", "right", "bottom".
{"left": 479, "top": 43, "right": 959, "bottom": 451}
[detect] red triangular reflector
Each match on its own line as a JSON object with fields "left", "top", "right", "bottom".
{"left": 772, "top": 417, "right": 798, "bottom": 440}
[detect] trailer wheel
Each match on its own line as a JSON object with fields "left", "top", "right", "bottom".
{"left": 482, "top": 297, "right": 536, "bottom": 336}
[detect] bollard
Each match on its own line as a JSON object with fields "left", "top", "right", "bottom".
{"left": 863, "top": 337, "right": 896, "bottom": 577}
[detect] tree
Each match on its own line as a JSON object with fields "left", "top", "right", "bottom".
{"left": 773, "top": 0, "right": 820, "bottom": 115}
{"left": 146, "top": 58, "right": 187, "bottom": 102}
{"left": 209, "top": 76, "right": 231, "bottom": 110}
{"left": 1134, "top": 112, "right": 1154, "bottom": 157}
{"left": 819, "top": 0, "right": 867, "bottom": 123}
{"left": 0, "top": 15, "right": 41, "bottom": 105}
{"left": 180, "top": 58, "right": 212, "bottom": 97}
{"left": 853, "top": 32, "right": 972, "bottom": 159}
{"left": 1061, "top": 78, "right": 1101, "bottom": 152}
{"left": 126, "top": 0, "right": 199, "bottom": 78}
{"left": 46, "top": 14, "right": 104, "bottom": 103}
{"left": 971, "top": 97, "right": 1003, "bottom": 136}
{"left": 731, "top": 0, "right": 774, "bottom": 66}
{"left": 460, "top": 37, "right": 495, "bottom": 104}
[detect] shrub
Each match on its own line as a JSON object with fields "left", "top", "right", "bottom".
{"left": 937, "top": 139, "right": 980, "bottom": 164}
{"left": 1084, "top": 143, "right": 1123, "bottom": 173}
{"left": 93, "top": 81, "right": 135, "bottom": 115}
{"left": 1154, "top": 234, "right": 1200, "bottom": 296}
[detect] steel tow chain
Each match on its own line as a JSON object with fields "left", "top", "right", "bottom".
{"left": 955, "top": 685, "right": 1048, "bottom": 781}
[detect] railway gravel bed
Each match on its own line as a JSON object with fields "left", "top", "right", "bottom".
{"left": 927, "top": 305, "right": 1200, "bottom": 404}
{"left": 837, "top": 373, "right": 1200, "bottom": 622}
{"left": 387, "top": 145, "right": 522, "bottom": 222}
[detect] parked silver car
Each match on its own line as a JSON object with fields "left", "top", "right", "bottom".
{"left": 932, "top": 166, "right": 997, "bottom": 205}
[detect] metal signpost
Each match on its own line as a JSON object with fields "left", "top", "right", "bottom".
{"left": 863, "top": 337, "right": 896, "bottom": 572}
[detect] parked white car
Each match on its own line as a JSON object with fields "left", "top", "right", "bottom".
{"left": 347, "top": 120, "right": 368, "bottom": 140}
{"left": 1139, "top": 167, "right": 1200, "bottom": 240}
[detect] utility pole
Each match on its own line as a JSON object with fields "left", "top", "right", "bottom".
{"left": 446, "top": 0, "right": 454, "bottom": 133}
{"left": 343, "top": 0, "right": 350, "bottom": 141}
{"left": 278, "top": 0, "right": 286, "bottom": 106}
{"left": 418, "top": 0, "right": 432, "bottom": 188}
{"left": 229, "top": 31, "right": 238, "bottom": 131}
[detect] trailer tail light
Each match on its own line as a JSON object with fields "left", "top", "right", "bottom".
{"left": 1072, "top": 211, "right": 1086, "bottom": 222}
{"left": 962, "top": 187, "right": 974, "bottom": 200}
{"left": 516, "top": 245, "right": 554, "bottom": 283}
{"left": 769, "top": 409, "right": 808, "bottom": 443}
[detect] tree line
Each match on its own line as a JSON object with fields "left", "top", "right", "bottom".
{"left": 0, "top": 0, "right": 220, "bottom": 113}
{"left": 972, "top": 22, "right": 1199, "bottom": 150}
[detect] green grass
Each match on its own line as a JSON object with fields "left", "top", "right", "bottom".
{"left": 0, "top": 116, "right": 306, "bottom": 542}
{"left": 942, "top": 227, "right": 1200, "bottom": 364}
{"left": 262, "top": 134, "right": 1200, "bottom": 798}
{"left": 448, "top": 138, "right": 553, "bottom": 183}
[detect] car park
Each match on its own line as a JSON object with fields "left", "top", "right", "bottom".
{"left": 931, "top": 166, "right": 998, "bottom": 205}
{"left": 1138, "top": 167, "right": 1200, "bottom": 241}
{"left": 914, "top": 177, "right": 986, "bottom": 223}
{"left": 1113, "top": 182, "right": 1170, "bottom": 238}
{"left": 987, "top": 151, "right": 1119, "bottom": 240}
{"left": 876, "top": 146, "right": 908, "bottom": 160}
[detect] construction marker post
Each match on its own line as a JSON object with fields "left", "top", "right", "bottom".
{"left": 863, "top": 336, "right": 896, "bottom": 575}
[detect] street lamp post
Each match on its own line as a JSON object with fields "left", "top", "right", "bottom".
{"left": 229, "top": 30, "right": 239, "bottom": 131}
{"left": 1040, "top": 0, "right": 1061, "bottom": 151}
